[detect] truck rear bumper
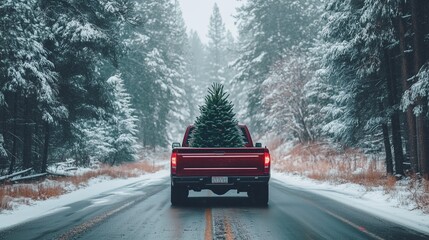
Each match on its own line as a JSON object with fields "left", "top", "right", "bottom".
{"left": 171, "top": 175, "right": 270, "bottom": 193}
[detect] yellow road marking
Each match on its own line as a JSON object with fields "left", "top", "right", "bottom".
{"left": 205, "top": 208, "right": 213, "bottom": 240}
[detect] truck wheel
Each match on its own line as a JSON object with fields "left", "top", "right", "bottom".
{"left": 254, "top": 184, "right": 269, "bottom": 206}
{"left": 171, "top": 184, "right": 188, "bottom": 206}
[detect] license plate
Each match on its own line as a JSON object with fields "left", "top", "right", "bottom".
{"left": 211, "top": 176, "right": 228, "bottom": 184}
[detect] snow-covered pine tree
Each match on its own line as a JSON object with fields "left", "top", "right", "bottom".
{"left": 222, "top": 31, "right": 241, "bottom": 118}
{"left": 257, "top": 0, "right": 325, "bottom": 144}
{"left": 166, "top": 0, "right": 194, "bottom": 143}
{"left": 0, "top": 0, "right": 66, "bottom": 173}
{"left": 106, "top": 74, "right": 139, "bottom": 165}
{"left": 186, "top": 30, "right": 208, "bottom": 106}
{"left": 120, "top": 0, "right": 172, "bottom": 147}
{"left": 224, "top": 31, "right": 238, "bottom": 83}
{"left": 400, "top": 0, "right": 429, "bottom": 177}
{"left": 207, "top": 3, "right": 228, "bottom": 85}
{"left": 119, "top": 0, "right": 195, "bottom": 148}
{"left": 71, "top": 74, "right": 139, "bottom": 166}
{"left": 190, "top": 83, "right": 243, "bottom": 148}
{"left": 186, "top": 8, "right": 238, "bottom": 119}
{"left": 72, "top": 119, "right": 114, "bottom": 166}
{"left": 234, "top": 0, "right": 322, "bottom": 134}
{"left": 316, "top": 0, "right": 362, "bottom": 146}
{"left": 320, "top": 0, "right": 400, "bottom": 151}
{"left": 39, "top": 0, "right": 134, "bottom": 162}
{"left": 314, "top": 0, "right": 411, "bottom": 175}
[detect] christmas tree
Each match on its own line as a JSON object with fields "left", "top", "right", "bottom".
{"left": 190, "top": 83, "right": 244, "bottom": 147}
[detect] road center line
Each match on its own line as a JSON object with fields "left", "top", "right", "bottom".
{"left": 205, "top": 208, "right": 213, "bottom": 240}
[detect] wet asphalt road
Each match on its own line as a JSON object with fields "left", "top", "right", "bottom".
{"left": 1, "top": 177, "right": 428, "bottom": 240}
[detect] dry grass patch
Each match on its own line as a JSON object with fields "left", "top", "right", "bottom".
{"left": 383, "top": 176, "right": 397, "bottom": 194}
{"left": 1, "top": 195, "right": 14, "bottom": 210}
{"left": 0, "top": 160, "right": 163, "bottom": 212}
{"left": 275, "top": 143, "right": 385, "bottom": 187}
{"left": 0, "top": 183, "right": 65, "bottom": 211}
{"left": 266, "top": 137, "right": 284, "bottom": 154}
{"left": 274, "top": 142, "right": 429, "bottom": 212}
{"left": 406, "top": 177, "right": 429, "bottom": 213}
{"left": 66, "top": 160, "right": 161, "bottom": 187}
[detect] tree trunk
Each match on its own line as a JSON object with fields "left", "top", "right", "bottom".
{"left": 417, "top": 109, "right": 429, "bottom": 179}
{"left": 22, "top": 98, "right": 33, "bottom": 170}
{"left": 8, "top": 93, "right": 19, "bottom": 174}
{"left": 390, "top": 115, "right": 404, "bottom": 175}
{"left": 422, "top": 2, "right": 429, "bottom": 180}
{"left": 382, "top": 123, "right": 394, "bottom": 175}
{"left": 0, "top": 104, "right": 6, "bottom": 172}
{"left": 385, "top": 48, "right": 404, "bottom": 175}
{"left": 111, "top": 152, "right": 117, "bottom": 166}
{"left": 398, "top": 2, "right": 418, "bottom": 173}
{"left": 41, "top": 122, "right": 50, "bottom": 173}
{"left": 411, "top": 0, "right": 429, "bottom": 179}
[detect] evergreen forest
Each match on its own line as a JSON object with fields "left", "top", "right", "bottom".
{"left": 1, "top": 0, "right": 429, "bottom": 180}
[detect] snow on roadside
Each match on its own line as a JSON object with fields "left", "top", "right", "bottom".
{"left": 0, "top": 169, "right": 169, "bottom": 230}
{"left": 272, "top": 171, "right": 429, "bottom": 235}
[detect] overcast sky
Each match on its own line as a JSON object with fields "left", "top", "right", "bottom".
{"left": 178, "top": 0, "right": 242, "bottom": 43}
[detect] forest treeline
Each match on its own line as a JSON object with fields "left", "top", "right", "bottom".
{"left": 0, "top": 0, "right": 194, "bottom": 174}
{"left": 235, "top": 0, "right": 429, "bottom": 179}
{"left": 1, "top": 0, "right": 429, "bottom": 180}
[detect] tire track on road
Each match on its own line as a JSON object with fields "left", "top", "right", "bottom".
{"left": 56, "top": 199, "right": 137, "bottom": 240}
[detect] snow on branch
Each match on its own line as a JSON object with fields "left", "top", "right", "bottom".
{"left": 11, "top": 173, "right": 48, "bottom": 183}
{"left": 401, "top": 62, "right": 429, "bottom": 116}
{"left": 0, "top": 168, "right": 33, "bottom": 182}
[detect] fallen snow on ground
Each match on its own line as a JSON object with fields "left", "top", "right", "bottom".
{"left": 272, "top": 171, "right": 429, "bottom": 235}
{"left": 0, "top": 169, "right": 170, "bottom": 230}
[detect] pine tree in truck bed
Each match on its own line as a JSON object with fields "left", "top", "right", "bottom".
{"left": 190, "top": 83, "right": 244, "bottom": 148}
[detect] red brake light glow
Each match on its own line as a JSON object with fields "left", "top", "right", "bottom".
{"left": 171, "top": 152, "right": 177, "bottom": 174}
{"left": 264, "top": 152, "right": 270, "bottom": 173}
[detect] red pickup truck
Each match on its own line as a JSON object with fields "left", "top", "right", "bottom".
{"left": 170, "top": 125, "right": 270, "bottom": 206}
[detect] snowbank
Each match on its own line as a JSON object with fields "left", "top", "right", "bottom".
{"left": 0, "top": 170, "right": 169, "bottom": 230}
{"left": 272, "top": 171, "right": 429, "bottom": 235}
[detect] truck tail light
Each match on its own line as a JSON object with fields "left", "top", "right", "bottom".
{"left": 171, "top": 152, "right": 177, "bottom": 174}
{"left": 264, "top": 152, "right": 270, "bottom": 174}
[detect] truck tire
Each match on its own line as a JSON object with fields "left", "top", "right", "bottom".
{"left": 171, "top": 184, "right": 188, "bottom": 206}
{"left": 259, "top": 183, "right": 269, "bottom": 206}
{"left": 251, "top": 183, "right": 269, "bottom": 206}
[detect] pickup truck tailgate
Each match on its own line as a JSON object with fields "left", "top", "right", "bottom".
{"left": 174, "top": 148, "right": 268, "bottom": 176}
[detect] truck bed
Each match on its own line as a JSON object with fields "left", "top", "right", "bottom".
{"left": 170, "top": 124, "right": 270, "bottom": 205}
{"left": 173, "top": 147, "right": 269, "bottom": 176}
